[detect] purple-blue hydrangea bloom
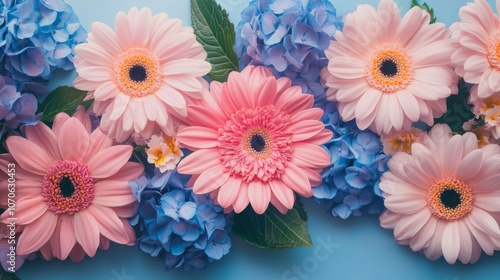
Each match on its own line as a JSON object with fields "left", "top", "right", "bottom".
{"left": 130, "top": 170, "right": 232, "bottom": 271}
{"left": 0, "top": 75, "right": 39, "bottom": 137}
{"left": 235, "top": 0, "right": 343, "bottom": 108}
{"left": 313, "top": 103, "right": 391, "bottom": 219}
{"left": 0, "top": 0, "right": 85, "bottom": 89}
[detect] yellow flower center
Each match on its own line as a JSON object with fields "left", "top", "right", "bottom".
{"left": 114, "top": 48, "right": 162, "bottom": 97}
{"left": 427, "top": 177, "right": 473, "bottom": 221}
{"left": 482, "top": 97, "right": 500, "bottom": 112}
{"left": 367, "top": 47, "right": 414, "bottom": 93}
{"left": 486, "top": 32, "right": 500, "bottom": 71}
{"left": 242, "top": 128, "right": 273, "bottom": 159}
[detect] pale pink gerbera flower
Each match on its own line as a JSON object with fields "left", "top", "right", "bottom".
{"left": 451, "top": 0, "right": 500, "bottom": 98}
{"left": 0, "top": 107, "right": 144, "bottom": 261}
{"left": 177, "top": 66, "right": 332, "bottom": 214}
{"left": 324, "top": 0, "right": 458, "bottom": 134}
{"left": 380, "top": 124, "right": 500, "bottom": 264}
{"left": 74, "top": 7, "right": 211, "bottom": 142}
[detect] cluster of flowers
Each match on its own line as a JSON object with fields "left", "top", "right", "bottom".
{"left": 0, "top": 0, "right": 86, "bottom": 88}
{"left": 1, "top": 0, "right": 500, "bottom": 275}
{"left": 129, "top": 170, "right": 232, "bottom": 270}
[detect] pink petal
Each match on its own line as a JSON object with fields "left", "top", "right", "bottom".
{"left": 457, "top": 221, "right": 473, "bottom": 264}
{"left": 186, "top": 105, "right": 224, "bottom": 129}
{"left": 87, "top": 145, "right": 133, "bottom": 178}
{"left": 467, "top": 207, "right": 500, "bottom": 238}
{"left": 58, "top": 117, "right": 90, "bottom": 162}
{"left": 7, "top": 136, "right": 52, "bottom": 175}
{"left": 17, "top": 211, "right": 58, "bottom": 255}
{"left": 89, "top": 22, "right": 122, "bottom": 55}
{"left": 442, "top": 221, "right": 460, "bottom": 264}
{"left": 289, "top": 120, "right": 326, "bottom": 142}
{"left": 441, "top": 135, "right": 464, "bottom": 177}
{"left": 397, "top": 90, "right": 420, "bottom": 122}
{"left": 289, "top": 108, "right": 324, "bottom": 125}
{"left": 82, "top": 128, "right": 114, "bottom": 163}
{"left": 282, "top": 163, "right": 312, "bottom": 197}
{"left": 355, "top": 88, "right": 382, "bottom": 120}
{"left": 269, "top": 179, "right": 295, "bottom": 209}
{"left": 247, "top": 180, "right": 271, "bottom": 214}
{"left": 59, "top": 217, "right": 77, "bottom": 260}
{"left": 232, "top": 182, "right": 249, "bottom": 213}
{"left": 455, "top": 150, "right": 483, "bottom": 181}
{"left": 69, "top": 243, "right": 86, "bottom": 262}
{"left": 217, "top": 176, "right": 241, "bottom": 208}
{"left": 475, "top": 194, "right": 500, "bottom": 212}
{"left": 408, "top": 216, "right": 437, "bottom": 252}
{"left": 86, "top": 204, "right": 130, "bottom": 244}
{"left": 270, "top": 192, "right": 290, "bottom": 214}
{"left": 292, "top": 143, "right": 330, "bottom": 168}
{"left": 393, "top": 209, "right": 431, "bottom": 241}
{"left": 74, "top": 211, "right": 100, "bottom": 257}
{"left": 384, "top": 192, "right": 426, "bottom": 214}
{"left": 177, "top": 148, "right": 220, "bottom": 175}
{"left": 9, "top": 196, "right": 47, "bottom": 225}
{"left": 106, "top": 162, "right": 145, "bottom": 181}
{"left": 25, "top": 122, "right": 60, "bottom": 161}
{"left": 93, "top": 192, "right": 136, "bottom": 208}
{"left": 52, "top": 113, "right": 70, "bottom": 137}
{"left": 193, "top": 165, "right": 229, "bottom": 194}
{"left": 93, "top": 81, "right": 119, "bottom": 101}
{"left": 115, "top": 10, "right": 133, "bottom": 49}
{"left": 276, "top": 91, "right": 314, "bottom": 116}
{"left": 177, "top": 126, "right": 218, "bottom": 150}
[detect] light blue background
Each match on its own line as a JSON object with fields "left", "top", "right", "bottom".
{"left": 16, "top": 0, "right": 500, "bottom": 279}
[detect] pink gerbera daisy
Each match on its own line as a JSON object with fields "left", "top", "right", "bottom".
{"left": 380, "top": 124, "right": 500, "bottom": 264}
{"left": 176, "top": 66, "right": 332, "bottom": 214}
{"left": 324, "top": 0, "right": 458, "bottom": 134}
{"left": 451, "top": 0, "right": 500, "bottom": 98}
{"left": 0, "top": 107, "right": 143, "bottom": 261}
{"left": 74, "top": 7, "right": 211, "bottom": 142}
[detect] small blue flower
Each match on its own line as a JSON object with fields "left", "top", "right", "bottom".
{"left": 313, "top": 103, "right": 391, "bottom": 219}
{"left": 130, "top": 170, "right": 232, "bottom": 271}
{"left": 235, "top": 0, "right": 343, "bottom": 109}
{"left": 0, "top": 75, "right": 39, "bottom": 137}
{"left": 0, "top": 0, "right": 85, "bottom": 95}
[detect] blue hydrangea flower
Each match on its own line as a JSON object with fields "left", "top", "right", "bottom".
{"left": 235, "top": 0, "right": 343, "bottom": 108}
{"left": 0, "top": 0, "right": 86, "bottom": 91}
{"left": 313, "top": 103, "right": 391, "bottom": 219}
{"left": 130, "top": 170, "right": 232, "bottom": 271}
{"left": 0, "top": 75, "right": 39, "bottom": 137}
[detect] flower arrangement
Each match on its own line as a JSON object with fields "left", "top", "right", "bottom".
{"left": 1, "top": 0, "right": 500, "bottom": 278}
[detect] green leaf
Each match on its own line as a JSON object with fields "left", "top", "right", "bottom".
{"left": 434, "top": 79, "right": 474, "bottom": 134}
{"left": 0, "top": 269, "right": 21, "bottom": 280}
{"left": 411, "top": 0, "right": 437, "bottom": 24}
{"left": 233, "top": 199, "right": 313, "bottom": 250}
{"left": 38, "top": 86, "right": 89, "bottom": 122}
{"left": 191, "top": 0, "right": 239, "bottom": 82}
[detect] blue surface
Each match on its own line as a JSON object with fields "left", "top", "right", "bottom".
{"left": 17, "top": 0, "right": 500, "bottom": 279}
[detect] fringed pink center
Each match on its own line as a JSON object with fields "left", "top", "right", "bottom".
{"left": 42, "top": 160, "right": 95, "bottom": 215}
{"left": 218, "top": 105, "right": 293, "bottom": 182}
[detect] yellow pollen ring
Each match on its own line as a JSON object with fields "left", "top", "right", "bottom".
{"left": 242, "top": 128, "right": 273, "bottom": 160}
{"left": 427, "top": 177, "right": 473, "bottom": 221}
{"left": 367, "top": 49, "right": 413, "bottom": 94}
{"left": 114, "top": 48, "right": 162, "bottom": 98}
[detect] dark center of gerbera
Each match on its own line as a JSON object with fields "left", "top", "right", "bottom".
{"left": 59, "top": 176, "right": 75, "bottom": 198}
{"left": 129, "top": 65, "right": 147, "bottom": 82}
{"left": 380, "top": 59, "right": 398, "bottom": 77}
{"left": 440, "top": 188, "right": 461, "bottom": 209}
{"left": 250, "top": 134, "right": 266, "bottom": 152}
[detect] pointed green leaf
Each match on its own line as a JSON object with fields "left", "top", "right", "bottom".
{"left": 38, "top": 86, "right": 89, "bottom": 122}
{"left": 191, "top": 0, "right": 239, "bottom": 82}
{"left": 233, "top": 199, "right": 313, "bottom": 250}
